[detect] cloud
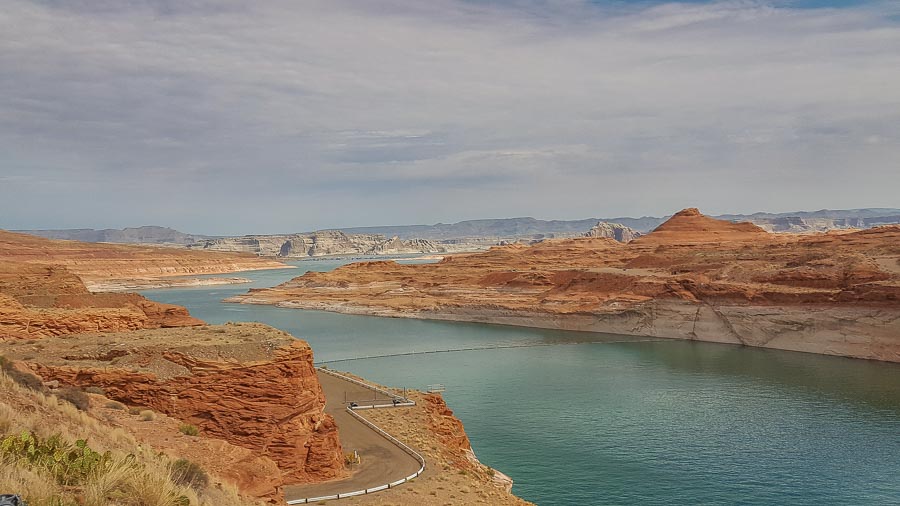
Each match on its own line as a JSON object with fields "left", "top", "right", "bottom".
{"left": 0, "top": 0, "right": 898, "bottom": 233}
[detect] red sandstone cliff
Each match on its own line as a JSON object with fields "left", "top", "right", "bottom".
{"left": 0, "top": 261, "right": 202, "bottom": 338}
{"left": 0, "top": 228, "right": 290, "bottom": 337}
{"left": 11, "top": 324, "right": 345, "bottom": 490}
{"left": 229, "top": 209, "right": 900, "bottom": 362}
{"left": 0, "top": 230, "right": 347, "bottom": 499}
{"left": 0, "top": 229, "right": 289, "bottom": 288}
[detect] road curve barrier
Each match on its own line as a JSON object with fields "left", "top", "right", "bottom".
{"left": 286, "top": 369, "right": 425, "bottom": 503}
{"left": 285, "top": 407, "right": 426, "bottom": 504}
{"left": 315, "top": 366, "right": 413, "bottom": 404}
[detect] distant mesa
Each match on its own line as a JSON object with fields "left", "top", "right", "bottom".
{"left": 14, "top": 225, "right": 208, "bottom": 245}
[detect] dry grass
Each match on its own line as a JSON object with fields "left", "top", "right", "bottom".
{"left": 0, "top": 370, "right": 258, "bottom": 506}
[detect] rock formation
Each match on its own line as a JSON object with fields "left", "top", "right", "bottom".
{"left": 0, "top": 230, "right": 347, "bottom": 497}
{"left": 0, "top": 261, "right": 202, "bottom": 339}
{"left": 0, "top": 228, "right": 289, "bottom": 337}
{"left": 229, "top": 208, "right": 900, "bottom": 363}
{"left": 3, "top": 324, "right": 345, "bottom": 490}
{"left": 583, "top": 222, "right": 640, "bottom": 242}
{"left": 0, "top": 229, "right": 288, "bottom": 291}
{"left": 189, "top": 230, "right": 479, "bottom": 258}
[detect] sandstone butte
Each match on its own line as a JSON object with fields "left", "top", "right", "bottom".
{"left": 229, "top": 208, "right": 900, "bottom": 362}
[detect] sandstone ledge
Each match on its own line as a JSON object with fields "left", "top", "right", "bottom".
{"left": 0, "top": 323, "right": 346, "bottom": 493}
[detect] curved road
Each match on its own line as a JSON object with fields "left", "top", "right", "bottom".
{"left": 284, "top": 371, "right": 421, "bottom": 501}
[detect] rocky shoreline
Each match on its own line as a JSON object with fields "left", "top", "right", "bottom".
{"left": 227, "top": 209, "right": 900, "bottom": 363}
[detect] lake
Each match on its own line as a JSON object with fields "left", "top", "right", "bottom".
{"left": 142, "top": 260, "right": 900, "bottom": 505}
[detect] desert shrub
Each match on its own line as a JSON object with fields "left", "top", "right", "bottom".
{"left": 128, "top": 406, "right": 143, "bottom": 415}
{"left": 57, "top": 388, "right": 90, "bottom": 411}
{"left": 105, "top": 400, "right": 126, "bottom": 410}
{"left": 139, "top": 410, "right": 155, "bottom": 421}
{"left": 0, "top": 357, "right": 44, "bottom": 392}
{"left": 84, "top": 386, "right": 105, "bottom": 395}
{"left": 178, "top": 424, "right": 199, "bottom": 436}
{"left": 170, "top": 458, "right": 209, "bottom": 491}
{"left": 0, "top": 432, "right": 112, "bottom": 486}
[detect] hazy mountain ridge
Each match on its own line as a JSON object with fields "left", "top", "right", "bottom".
{"left": 341, "top": 208, "right": 900, "bottom": 238}
{"left": 15, "top": 225, "right": 210, "bottom": 245}
{"left": 15, "top": 208, "right": 900, "bottom": 246}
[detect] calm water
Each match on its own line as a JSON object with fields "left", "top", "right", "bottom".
{"left": 142, "top": 261, "right": 900, "bottom": 505}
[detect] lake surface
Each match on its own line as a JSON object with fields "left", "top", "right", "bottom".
{"left": 142, "top": 261, "right": 900, "bottom": 505}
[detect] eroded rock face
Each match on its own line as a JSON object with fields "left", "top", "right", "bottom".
{"left": 229, "top": 209, "right": 900, "bottom": 362}
{"left": 190, "top": 230, "right": 451, "bottom": 258}
{"left": 0, "top": 229, "right": 287, "bottom": 285}
{"left": 0, "top": 262, "right": 202, "bottom": 339}
{"left": 583, "top": 222, "right": 640, "bottom": 242}
{"left": 19, "top": 325, "right": 345, "bottom": 486}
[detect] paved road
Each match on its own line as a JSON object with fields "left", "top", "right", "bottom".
{"left": 283, "top": 371, "right": 421, "bottom": 501}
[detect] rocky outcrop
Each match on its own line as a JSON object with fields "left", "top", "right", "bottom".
{"left": 751, "top": 214, "right": 900, "bottom": 233}
{"left": 189, "top": 230, "right": 472, "bottom": 258}
{"left": 0, "top": 262, "right": 202, "bottom": 338}
{"left": 14, "top": 324, "right": 345, "bottom": 486}
{"left": 583, "top": 222, "right": 640, "bottom": 242}
{"left": 229, "top": 209, "right": 900, "bottom": 362}
{"left": 0, "top": 229, "right": 288, "bottom": 286}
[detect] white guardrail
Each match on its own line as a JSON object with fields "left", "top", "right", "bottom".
{"left": 285, "top": 369, "right": 425, "bottom": 504}
{"left": 316, "top": 367, "right": 411, "bottom": 403}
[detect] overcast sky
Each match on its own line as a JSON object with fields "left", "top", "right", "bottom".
{"left": 1, "top": 0, "right": 899, "bottom": 234}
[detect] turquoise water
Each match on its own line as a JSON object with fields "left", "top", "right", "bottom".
{"left": 142, "top": 262, "right": 900, "bottom": 505}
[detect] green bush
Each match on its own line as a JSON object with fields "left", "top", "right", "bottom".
{"left": 0, "top": 431, "right": 112, "bottom": 486}
{"left": 57, "top": 387, "right": 90, "bottom": 411}
{"left": 178, "top": 424, "right": 199, "bottom": 436}
{"left": 84, "top": 386, "right": 105, "bottom": 395}
{"left": 170, "top": 458, "right": 209, "bottom": 491}
{"left": 139, "top": 410, "right": 155, "bottom": 421}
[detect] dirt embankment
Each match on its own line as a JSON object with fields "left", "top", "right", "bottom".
{"left": 229, "top": 209, "right": 900, "bottom": 362}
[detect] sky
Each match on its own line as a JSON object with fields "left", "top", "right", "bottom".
{"left": 1, "top": 0, "right": 899, "bottom": 235}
